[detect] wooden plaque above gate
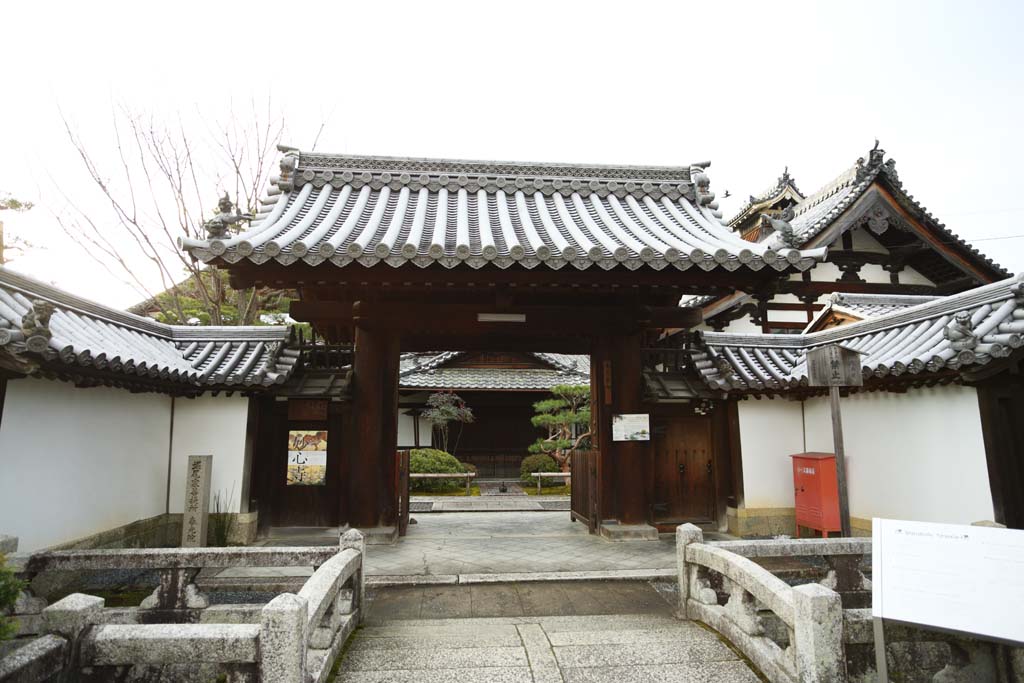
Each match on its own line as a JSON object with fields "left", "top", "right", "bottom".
{"left": 288, "top": 399, "right": 329, "bottom": 421}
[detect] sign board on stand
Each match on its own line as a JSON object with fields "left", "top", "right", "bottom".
{"left": 873, "top": 518, "right": 1024, "bottom": 643}
{"left": 872, "top": 518, "right": 1024, "bottom": 681}
{"left": 806, "top": 344, "right": 865, "bottom": 537}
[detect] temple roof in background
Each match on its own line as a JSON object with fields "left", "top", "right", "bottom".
{"left": 180, "top": 150, "right": 825, "bottom": 274}
{"left": 726, "top": 167, "right": 805, "bottom": 230}
{"left": 0, "top": 268, "right": 297, "bottom": 394}
{"left": 760, "top": 143, "right": 1008, "bottom": 281}
{"left": 686, "top": 274, "right": 1024, "bottom": 394}
{"left": 803, "top": 292, "right": 942, "bottom": 332}
{"left": 398, "top": 351, "right": 589, "bottom": 392}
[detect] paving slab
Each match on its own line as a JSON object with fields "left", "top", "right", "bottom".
{"left": 336, "top": 666, "right": 535, "bottom": 683}
{"left": 341, "top": 645, "right": 528, "bottom": 671}
{"left": 332, "top": 611, "right": 762, "bottom": 683}
{"left": 560, "top": 661, "right": 764, "bottom": 683}
{"left": 365, "top": 581, "right": 675, "bottom": 622}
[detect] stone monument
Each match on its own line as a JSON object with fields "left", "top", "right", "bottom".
{"left": 182, "top": 455, "right": 212, "bottom": 547}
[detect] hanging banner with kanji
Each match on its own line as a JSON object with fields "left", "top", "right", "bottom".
{"left": 286, "top": 430, "right": 327, "bottom": 485}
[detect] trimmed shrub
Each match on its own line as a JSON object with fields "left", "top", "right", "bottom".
{"left": 410, "top": 448, "right": 467, "bottom": 492}
{"left": 520, "top": 453, "right": 560, "bottom": 487}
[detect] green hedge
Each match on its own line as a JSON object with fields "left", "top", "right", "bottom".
{"left": 520, "top": 453, "right": 561, "bottom": 487}
{"left": 410, "top": 448, "right": 469, "bottom": 492}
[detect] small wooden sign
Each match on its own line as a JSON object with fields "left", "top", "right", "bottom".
{"left": 288, "top": 399, "right": 329, "bottom": 421}
{"left": 807, "top": 345, "right": 863, "bottom": 387}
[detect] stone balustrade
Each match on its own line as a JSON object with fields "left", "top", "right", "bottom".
{"left": 679, "top": 528, "right": 1024, "bottom": 683}
{"left": 676, "top": 524, "right": 846, "bottom": 683}
{"left": 0, "top": 530, "right": 366, "bottom": 683}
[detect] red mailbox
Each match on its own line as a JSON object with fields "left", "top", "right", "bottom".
{"left": 790, "top": 453, "right": 841, "bottom": 538}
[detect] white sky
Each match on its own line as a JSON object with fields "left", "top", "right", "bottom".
{"left": 1, "top": 0, "right": 1023, "bottom": 308}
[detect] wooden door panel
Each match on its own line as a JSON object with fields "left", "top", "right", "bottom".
{"left": 653, "top": 416, "right": 715, "bottom": 523}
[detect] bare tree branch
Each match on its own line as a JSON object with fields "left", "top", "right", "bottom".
{"left": 57, "top": 102, "right": 287, "bottom": 325}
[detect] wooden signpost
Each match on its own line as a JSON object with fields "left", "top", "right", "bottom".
{"left": 806, "top": 344, "right": 863, "bottom": 538}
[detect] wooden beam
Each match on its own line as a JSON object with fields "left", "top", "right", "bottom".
{"left": 290, "top": 301, "right": 702, "bottom": 335}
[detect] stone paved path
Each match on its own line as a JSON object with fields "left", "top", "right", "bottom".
{"left": 335, "top": 616, "right": 761, "bottom": 682}
{"left": 411, "top": 497, "right": 568, "bottom": 512}
{"left": 335, "top": 582, "right": 763, "bottom": 682}
{"left": 367, "top": 512, "right": 678, "bottom": 577}
{"left": 477, "top": 481, "right": 527, "bottom": 496}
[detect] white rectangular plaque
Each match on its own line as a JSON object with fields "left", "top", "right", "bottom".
{"left": 872, "top": 518, "right": 1024, "bottom": 643}
{"left": 612, "top": 413, "right": 650, "bottom": 442}
{"left": 182, "top": 455, "right": 212, "bottom": 548}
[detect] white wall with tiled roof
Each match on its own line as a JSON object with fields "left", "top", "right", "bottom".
{"left": 0, "top": 378, "right": 172, "bottom": 551}
{"left": 802, "top": 386, "right": 991, "bottom": 526}
{"left": 735, "top": 385, "right": 993, "bottom": 532}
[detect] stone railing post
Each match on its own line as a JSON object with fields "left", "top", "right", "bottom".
{"left": 675, "top": 523, "right": 703, "bottom": 618}
{"left": 340, "top": 529, "right": 366, "bottom": 624}
{"left": 791, "top": 583, "right": 845, "bottom": 683}
{"left": 259, "top": 593, "right": 308, "bottom": 683}
{"left": 42, "top": 593, "right": 104, "bottom": 673}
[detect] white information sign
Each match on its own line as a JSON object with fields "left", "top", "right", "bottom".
{"left": 872, "top": 518, "right": 1024, "bottom": 644}
{"left": 612, "top": 413, "right": 650, "bottom": 442}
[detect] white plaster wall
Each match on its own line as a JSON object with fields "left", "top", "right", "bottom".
{"left": 808, "top": 262, "right": 843, "bottom": 282}
{"left": 168, "top": 395, "right": 250, "bottom": 513}
{"left": 737, "top": 398, "right": 805, "bottom": 508}
{"left": 801, "top": 386, "right": 992, "bottom": 524}
{"left": 898, "top": 265, "right": 934, "bottom": 286}
{"left": 0, "top": 378, "right": 172, "bottom": 551}
{"left": 850, "top": 228, "right": 888, "bottom": 253}
{"left": 712, "top": 317, "right": 764, "bottom": 334}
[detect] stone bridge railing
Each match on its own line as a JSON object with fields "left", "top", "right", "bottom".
{"left": 678, "top": 525, "right": 1024, "bottom": 683}
{"left": 676, "top": 524, "right": 855, "bottom": 683}
{"left": 0, "top": 530, "right": 365, "bottom": 683}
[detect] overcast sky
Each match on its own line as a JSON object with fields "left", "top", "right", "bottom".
{"left": 2, "top": 0, "right": 1023, "bottom": 308}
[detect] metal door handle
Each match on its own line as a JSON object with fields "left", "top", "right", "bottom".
{"left": 706, "top": 460, "right": 712, "bottom": 476}
{"left": 678, "top": 463, "right": 685, "bottom": 474}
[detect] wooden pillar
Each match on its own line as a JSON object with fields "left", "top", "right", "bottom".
{"left": 347, "top": 322, "right": 401, "bottom": 529}
{"left": 976, "top": 374, "right": 1024, "bottom": 529}
{"left": 610, "top": 333, "right": 648, "bottom": 525}
{"left": 590, "top": 337, "right": 611, "bottom": 523}
{"left": 592, "top": 332, "right": 649, "bottom": 526}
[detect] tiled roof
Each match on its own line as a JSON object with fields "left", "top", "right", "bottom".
{"left": 726, "top": 167, "right": 804, "bottom": 228}
{"left": 691, "top": 274, "right": 1024, "bottom": 393}
{"left": 826, "top": 292, "right": 941, "bottom": 318}
{"left": 763, "top": 144, "right": 1008, "bottom": 279}
{"left": 180, "top": 150, "right": 826, "bottom": 274}
{"left": 0, "top": 268, "right": 297, "bottom": 391}
{"left": 399, "top": 352, "right": 589, "bottom": 391}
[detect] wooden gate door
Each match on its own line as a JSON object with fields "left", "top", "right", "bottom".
{"left": 570, "top": 450, "right": 600, "bottom": 533}
{"left": 653, "top": 416, "right": 715, "bottom": 523}
{"left": 396, "top": 450, "right": 410, "bottom": 537}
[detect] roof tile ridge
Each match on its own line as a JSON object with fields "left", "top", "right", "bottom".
{"left": 805, "top": 275, "right": 1022, "bottom": 344}
{"left": 791, "top": 163, "right": 866, "bottom": 219}
{"left": 292, "top": 149, "right": 703, "bottom": 182}
{"left": 169, "top": 325, "right": 290, "bottom": 341}
{"left": 0, "top": 267, "right": 175, "bottom": 339}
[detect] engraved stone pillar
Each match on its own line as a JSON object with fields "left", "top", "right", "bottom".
{"left": 182, "top": 455, "right": 213, "bottom": 547}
